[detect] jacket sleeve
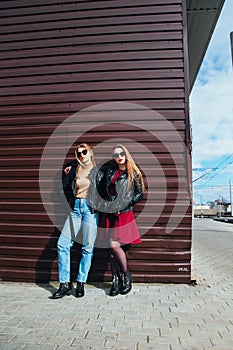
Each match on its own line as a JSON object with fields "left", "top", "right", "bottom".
{"left": 62, "top": 169, "right": 72, "bottom": 190}
{"left": 62, "top": 165, "right": 76, "bottom": 210}
{"left": 62, "top": 160, "right": 77, "bottom": 190}
{"left": 95, "top": 161, "right": 114, "bottom": 200}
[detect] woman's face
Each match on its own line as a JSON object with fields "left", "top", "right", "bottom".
{"left": 76, "top": 147, "right": 91, "bottom": 164}
{"left": 113, "top": 147, "right": 126, "bottom": 166}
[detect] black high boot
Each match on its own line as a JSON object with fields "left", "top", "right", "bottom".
{"left": 75, "top": 281, "right": 85, "bottom": 298}
{"left": 110, "top": 274, "right": 122, "bottom": 297}
{"left": 120, "top": 270, "right": 132, "bottom": 295}
{"left": 51, "top": 282, "right": 72, "bottom": 299}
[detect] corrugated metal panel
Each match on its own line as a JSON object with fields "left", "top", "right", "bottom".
{"left": 0, "top": 0, "right": 192, "bottom": 283}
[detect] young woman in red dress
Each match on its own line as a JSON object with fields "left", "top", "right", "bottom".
{"left": 96, "top": 144, "right": 145, "bottom": 296}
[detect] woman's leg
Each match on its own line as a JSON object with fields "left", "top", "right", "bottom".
{"left": 52, "top": 208, "right": 82, "bottom": 299}
{"left": 109, "top": 252, "right": 121, "bottom": 276}
{"left": 75, "top": 199, "right": 98, "bottom": 297}
{"left": 110, "top": 243, "right": 131, "bottom": 275}
{"left": 109, "top": 241, "right": 132, "bottom": 296}
{"left": 77, "top": 217, "right": 98, "bottom": 283}
{"left": 57, "top": 222, "right": 73, "bottom": 284}
{"left": 111, "top": 241, "right": 132, "bottom": 295}
{"left": 58, "top": 199, "right": 83, "bottom": 279}
{"left": 109, "top": 246, "right": 122, "bottom": 297}
{"left": 110, "top": 240, "right": 128, "bottom": 273}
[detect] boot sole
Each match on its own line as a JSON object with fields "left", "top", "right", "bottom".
{"left": 50, "top": 291, "right": 71, "bottom": 299}
{"left": 75, "top": 293, "right": 85, "bottom": 298}
{"left": 109, "top": 290, "right": 120, "bottom": 296}
{"left": 120, "top": 286, "right": 132, "bottom": 295}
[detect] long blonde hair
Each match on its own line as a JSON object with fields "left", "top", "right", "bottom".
{"left": 113, "top": 144, "right": 145, "bottom": 191}
{"left": 75, "top": 143, "right": 95, "bottom": 167}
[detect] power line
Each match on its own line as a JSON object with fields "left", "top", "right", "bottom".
{"left": 192, "top": 154, "right": 233, "bottom": 184}
{"left": 192, "top": 168, "right": 215, "bottom": 183}
{"left": 206, "top": 159, "right": 233, "bottom": 182}
{"left": 194, "top": 185, "right": 232, "bottom": 190}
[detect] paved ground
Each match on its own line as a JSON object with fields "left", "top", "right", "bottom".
{"left": 1, "top": 218, "right": 233, "bottom": 350}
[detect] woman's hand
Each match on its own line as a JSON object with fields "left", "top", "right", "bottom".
{"left": 64, "top": 166, "right": 71, "bottom": 175}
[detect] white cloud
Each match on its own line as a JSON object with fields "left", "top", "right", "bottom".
{"left": 190, "top": 70, "right": 233, "bottom": 162}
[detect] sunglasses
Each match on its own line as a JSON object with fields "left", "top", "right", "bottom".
{"left": 113, "top": 151, "right": 126, "bottom": 159}
{"left": 76, "top": 149, "right": 88, "bottom": 158}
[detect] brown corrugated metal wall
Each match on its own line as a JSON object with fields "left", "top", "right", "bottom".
{"left": 0, "top": 0, "right": 192, "bottom": 283}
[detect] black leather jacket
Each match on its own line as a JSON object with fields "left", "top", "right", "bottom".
{"left": 62, "top": 160, "right": 97, "bottom": 212}
{"left": 95, "top": 160, "right": 143, "bottom": 214}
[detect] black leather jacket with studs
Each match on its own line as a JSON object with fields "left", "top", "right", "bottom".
{"left": 62, "top": 160, "right": 98, "bottom": 213}
{"left": 95, "top": 160, "right": 143, "bottom": 214}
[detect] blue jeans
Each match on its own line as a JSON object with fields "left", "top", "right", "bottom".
{"left": 57, "top": 198, "right": 98, "bottom": 283}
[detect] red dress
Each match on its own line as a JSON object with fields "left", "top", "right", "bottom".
{"left": 99, "top": 169, "right": 141, "bottom": 245}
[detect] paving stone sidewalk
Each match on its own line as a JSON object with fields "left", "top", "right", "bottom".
{"left": 1, "top": 218, "right": 233, "bottom": 350}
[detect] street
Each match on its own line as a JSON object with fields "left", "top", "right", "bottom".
{"left": 192, "top": 218, "right": 233, "bottom": 284}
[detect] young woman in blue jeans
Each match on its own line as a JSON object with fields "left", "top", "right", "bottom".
{"left": 51, "top": 143, "right": 98, "bottom": 299}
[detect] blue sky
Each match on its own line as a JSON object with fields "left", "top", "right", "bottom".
{"left": 190, "top": 0, "right": 233, "bottom": 204}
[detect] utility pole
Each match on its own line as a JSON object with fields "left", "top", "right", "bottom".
{"left": 219, "top": 195, "right": 222, "bottom": 218}
{"left": 230, "top": 179, "right": 233, "bottom": 216}
{"left": 231, "top": 32, "right": 233, "bottom": 67}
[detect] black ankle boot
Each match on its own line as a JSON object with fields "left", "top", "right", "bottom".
{"left": 51, "top": 282, "right": 72, "bottom": 299}
{"left": 76, "top": 281, "right": 85, "bottom": 298}
{"left": 110, "top": 275, "right": 122, "bottom": 297}
{"left": 120, "top": 270, "right": 132, "bottom": 295}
